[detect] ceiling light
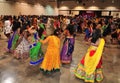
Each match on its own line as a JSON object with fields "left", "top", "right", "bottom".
{"left": 112, "top": 0, "right": 114, "bottom": 3}
{"left": 93, "top": 0, "right": 95, "bottom": 3}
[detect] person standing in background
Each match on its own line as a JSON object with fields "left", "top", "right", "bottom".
{"left": 0, "top": 16, "right": 3, "bottom": 39}
{"left": 4, "top": 16, "right": 12, "bottom": 40}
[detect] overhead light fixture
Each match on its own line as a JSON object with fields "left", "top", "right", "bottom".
{"left": 93, "top": 0, "right": 95, "bottom": 3}
{"left": 112, "top": 0, "right": 114, "bottom": 3}
{"left": 61, "top": 1, "right": 63, "bottom": 4}
{"left": 76, "top": 1, "right": 79, "bottom": 4}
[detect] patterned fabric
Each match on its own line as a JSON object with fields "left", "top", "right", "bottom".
{"left": 40, "top": 36, "right": 60, "bottom": 72}
{"left": 85, "top": 39, "right": 105, "bottom": 75}
{"left": 7, "top": 31, "right": 19, "bottom": 52}
{"left": 29, "top": 32, "right": 44, "bottom": 65}
{"left": 14, "top": 37, "right": 29, "bottom": 59}
{"left": 74, "top": 64, "right": 103, "bottom": 83}
{"left": 29, "top": 42, "right": 43, "bottom": 65}
{"left": 7, "top": 32, "right": 16, "bottom": 50}
{"left": 11, "top": 34, "right": 19, "bottom": 51}
{"left": 60, "top": 37, "right": 75, "bottom": 64}
{"left": 74, "top": 38, "right": 105, "bottom": 83}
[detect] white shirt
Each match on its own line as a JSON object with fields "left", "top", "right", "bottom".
{"left": 4, "top": 20, "right": 12, "bottom": 34}
{"left": 66, "top": 19, "right": 70, "bottom": 25}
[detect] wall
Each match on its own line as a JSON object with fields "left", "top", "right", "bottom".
{"left": 0, "top": 0, "right": 120, "bottom": 17}
{"left": 0, "top": 0, "right": 58, "bottom": 15}
{"left": 59, "top": 0, "right": 120, "bottom": 17}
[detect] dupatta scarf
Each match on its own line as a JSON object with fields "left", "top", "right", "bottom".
{"left": 85, "top": 38, "right": 105, "bottom": 75}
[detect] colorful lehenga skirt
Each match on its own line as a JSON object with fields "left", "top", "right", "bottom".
{"left": 40, "top": 47, "right": 60, "bottom": 73}
{"left": 74, "top": 56, "right": 103, "bottom": 82}
{"left": 74, "top": 43, "right": 104, "bottom": 83}
{"left": 60, "top": 44, "right": 72, "bottom": 64}
{"left": 7, "top": 32, "right": 19, "bottom": 52}
{"left": 14, "top": 37, "right": 29, "bottom": 59}
{"left": 60, "top": 38, "right": 75, "bottom": 64}
{"left": 29, "top": 42, "right": 43, "bottom": 65}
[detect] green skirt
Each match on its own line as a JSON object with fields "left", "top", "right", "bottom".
{"left": 11, "top": 34, "right": 19, "bottom": 50}
{"left": 29, "top": 42, "right": 43, "bottom": 65}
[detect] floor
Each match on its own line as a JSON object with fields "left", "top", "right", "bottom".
{"left": 0, "top": 29, "right": 120, "bottom": 83}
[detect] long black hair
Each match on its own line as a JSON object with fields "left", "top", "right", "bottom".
{"left": 91, "top": 28, "right": 101, "bottom": 43}
{"left": 20, "top": 24, "right": 29, "bottom": 34}
{"left": 53, "top": 28, "right": 60, "bottom": 36}
{"left": 37, "top": 28, "right": 44, "bottom": 38}
{"left": 66, "top": 24, "right": 74, "bottom": 35}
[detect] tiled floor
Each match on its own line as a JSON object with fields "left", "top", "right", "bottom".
{"left": 0, "top": 30, "right": 120, "bottom": 83}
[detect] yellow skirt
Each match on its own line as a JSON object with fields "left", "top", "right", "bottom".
{"left": 40, "top": 48, "right": 60, "bottom": 72}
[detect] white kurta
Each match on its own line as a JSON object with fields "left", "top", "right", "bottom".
{"left": 4, "top": 20, "right": 12, "bottom": 34}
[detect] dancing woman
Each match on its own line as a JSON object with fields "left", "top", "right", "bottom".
{"left": 7, "top": 21, "right": 20, "bottom": 53}
{"left": 60, "top": 24, "right": 75, "bottom": 64}
{"left": 28, "top": 26, "right": 44, "bottom": 65}
{"left": 40, "top": 29, "right": 61, "bottom": 74}
{"left": 14, "top": 25, "right": 30, "bottom": 60}
{"left": 74, "top": 24, "right": 105, "bottom": 83}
